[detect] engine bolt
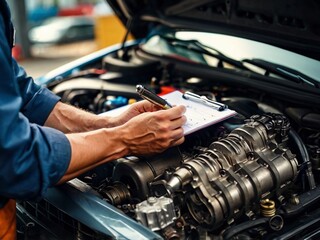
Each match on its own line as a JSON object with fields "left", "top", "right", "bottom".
{"left": 289, "top": 194, "right": 300, "bottom": 205}
{"left": 147, "top": 197, "right": 157, "bottom": 205}
{"left": 277, "top": 195, "right": 285, "bottom": 204}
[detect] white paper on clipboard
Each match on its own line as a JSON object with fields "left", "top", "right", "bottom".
{"left": 163, "top": 91, "right": 237, "bottom": 135}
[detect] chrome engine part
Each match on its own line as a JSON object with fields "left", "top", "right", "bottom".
{"left": 166, "top": 113, "right": 299, "bottom": 229}
{"left": 135, "top": 196, "right": 177, "bottom": 231}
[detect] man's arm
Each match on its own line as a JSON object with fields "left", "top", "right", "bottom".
{"left": 44, "top": 101, "right": 111, "bottom": 133}
{"left": 44, "top": 98, "right": 163, "bottom": 133}
{"left": 58, "top": 105, "right": 186, "bottom": 182}
{"left": 43, "top": 92, "right": 186, "bottom": 183}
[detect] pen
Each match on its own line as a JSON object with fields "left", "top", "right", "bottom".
{"left": 136, "top": 85, "right": 173, "bottom": 109}
{"left": 183, "top": 91, "right": 227, "bottom": 111}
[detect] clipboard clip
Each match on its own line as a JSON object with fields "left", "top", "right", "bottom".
{"left": 182, "top": 91, "right": 228, "bottom": 111}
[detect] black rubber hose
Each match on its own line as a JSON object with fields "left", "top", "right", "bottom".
{"left": 289, "top": 129, "right": 309, "bottom": 165}
{"left": 288, "top": 129, "right": 316, "bottom": 190}
{"left": 222, "top": 217, "right": 269, "bottom": 240}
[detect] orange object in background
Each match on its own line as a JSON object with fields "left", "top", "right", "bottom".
{"left": 0, "top": 199, "right": 16, "bottom": 240}
{"left": 159, "top": 86, "right": 177, "bottom": 95}
{"left": 94, "top": 15, "right": 134, "bottom": 49}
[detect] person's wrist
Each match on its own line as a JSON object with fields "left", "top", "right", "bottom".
{"left": 102, "top": 126, "right": 130, "bottom": 158}
{"left": 115, "top": 123, "right": 133, "bottom": 154}
{"left": 92, "top": 114, "right": 116, "bottom": 129}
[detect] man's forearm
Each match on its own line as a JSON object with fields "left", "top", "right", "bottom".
{"left": 45, "top": 101, "right": 128, "bottom": 184}
{"left": 58, "top": 127, "right": 128, "bottom": 183}
{"left": 44, "top": 101, "right": 116, "bottom": 133}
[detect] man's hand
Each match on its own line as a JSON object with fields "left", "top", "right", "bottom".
{"left": 108, "top": 100, "right": 162, "bottom": 127}
{"left": 118, "top": 105, "right": 187, "bottom": 155}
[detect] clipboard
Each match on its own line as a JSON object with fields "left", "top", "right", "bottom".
{"left": 163, "top": 91, "right": 237, "bottom": 135}
{"left": 101, "top": 90, "right": 237, "bottom": 135}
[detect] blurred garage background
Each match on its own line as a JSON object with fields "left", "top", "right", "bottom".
{"left": 7, "top": 0, "right": 130, "bottom": 78}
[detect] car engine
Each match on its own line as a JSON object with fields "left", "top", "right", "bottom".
{"left": 93, "top": 113, "right": 313, "bottom": 239}
{"left": 25, "top": 42, "right": 320, "bottom": 240}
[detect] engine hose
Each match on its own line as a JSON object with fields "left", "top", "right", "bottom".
{"left": 222, "top": 218, "right": 269, "bottom": 240}
{"left": 279, "top": 186, "right": 320, "bottom": 218}
{"left": 288, "top": 129, "right": 316, "bottom": 190}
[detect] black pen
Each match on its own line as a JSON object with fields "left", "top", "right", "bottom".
{"left": 136, "top": 85, "right": 173, "bottom": 109}
{"left": 183, "top": 91, "right": 227, "bottom": 111}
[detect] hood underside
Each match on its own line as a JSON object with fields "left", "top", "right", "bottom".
{"left": 107, "top": 0, "right": 320, "bottom": 60}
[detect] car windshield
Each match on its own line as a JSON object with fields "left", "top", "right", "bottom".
{"left": 141, "top": 31, "right": 320, "bottom": 83}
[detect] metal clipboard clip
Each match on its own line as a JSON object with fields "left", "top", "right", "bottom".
{"left": 182, "top": 91, "right": 228, "bottom": 111}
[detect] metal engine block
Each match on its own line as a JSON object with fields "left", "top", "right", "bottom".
{"left": 165, "top": 113, "right": 299, "bottom": 228}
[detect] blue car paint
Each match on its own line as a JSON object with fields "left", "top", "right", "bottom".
{"left": 45, "top": 179, "right": 162, "bottom": 239}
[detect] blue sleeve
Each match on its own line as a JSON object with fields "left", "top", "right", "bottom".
{"left": 13, "top": 58, "right": 60, "bottom": 125}
{"left": 0, "top": 13, "right": 71, "bottom": 201}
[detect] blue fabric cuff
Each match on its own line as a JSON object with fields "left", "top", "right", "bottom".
{"left": 39, "top": 126, "right": 72, "bottom": 188}
{"left": 22, "top": 88, "right": 60, "bottom": 125}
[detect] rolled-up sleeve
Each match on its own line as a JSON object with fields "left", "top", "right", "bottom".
{"left": 13, "top": 59, "right": 60, "bottom": 125}
{"left": 0, "top": 13, "right": 71, "bottom": 202}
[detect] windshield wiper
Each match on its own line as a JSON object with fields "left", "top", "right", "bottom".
{"left": 158, "top": 36, "right": 319, "bottom": 88}
{"left": 242, "top": 59, "right": 319, "bottom": 88}
{"left": 161, "top": 35, "right": 250, "bottom": 71}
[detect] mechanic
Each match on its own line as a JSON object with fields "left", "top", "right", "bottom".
{"left": 0, "top": 1, "right": 186, "bottom": 239}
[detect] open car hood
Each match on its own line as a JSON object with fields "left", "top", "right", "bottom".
{"left": 106, "top": 0, "right": 320, "bottom": 60}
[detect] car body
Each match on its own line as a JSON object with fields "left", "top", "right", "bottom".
{"left": 28, "top": 15, "right": 95, "bottom": 44}
{"left": 17, "top": 1, "right": 320, "bottom": 239}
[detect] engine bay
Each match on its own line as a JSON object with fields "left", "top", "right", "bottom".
{"left": 47, "top": 42, "right": 320, "bottom": 239}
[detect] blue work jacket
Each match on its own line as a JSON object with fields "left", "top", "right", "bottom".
{"left": 0, "top": 1, "right": 71, "bottom": 207}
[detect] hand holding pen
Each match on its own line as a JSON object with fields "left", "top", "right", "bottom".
{"left": 104, "top": 84, "right": 186, "bottom": 154}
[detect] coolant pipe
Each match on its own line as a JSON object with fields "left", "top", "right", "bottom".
{"left": 289, "top": 129, "right": 316, "bottom": 190}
